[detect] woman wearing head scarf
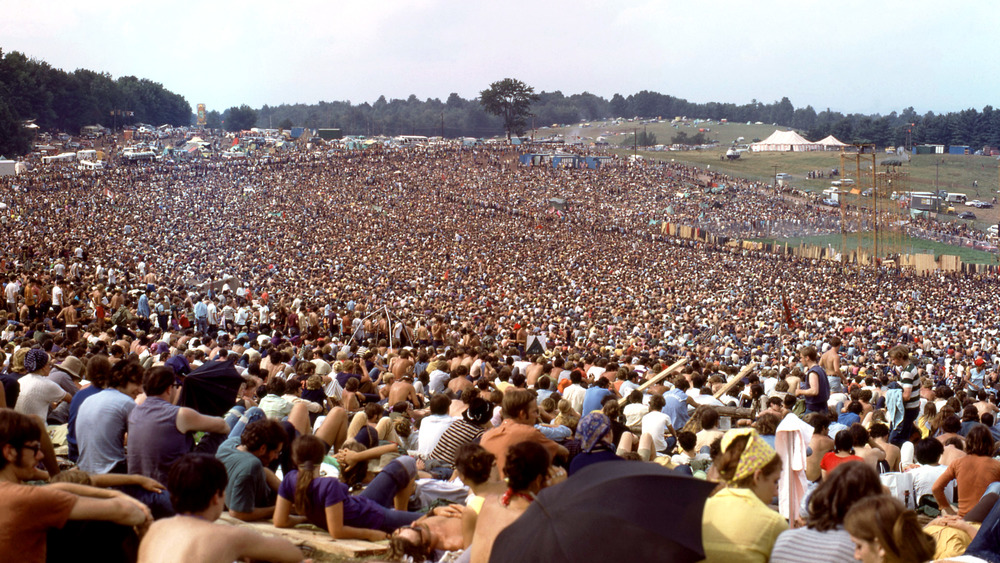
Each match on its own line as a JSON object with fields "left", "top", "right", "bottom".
{"left": 569, "top": 412, "right": 623, "bottom": 475}
{"left": 14, "top": 349, "right": 72, "bottom": 422}
{"left": 701, "top": 428, "right": 787, "bottom": 563}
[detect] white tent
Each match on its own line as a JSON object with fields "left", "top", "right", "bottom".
{"left": 816, "top": 135, "right": 849, "bottom": 150}
{"left": 750, "top": 130, "right": 821, "bottom": 152}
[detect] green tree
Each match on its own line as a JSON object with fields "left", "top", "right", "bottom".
{"left": 0, "top": 98, "right": 31, "bottom": 156}
{"left": 278, "top": 118, "right": 293, "bottom": 131}
{"left": 479, "top": 78, "right": 539, "bottom": 139}
{"left": 223, "top": 105, "right": 258, "bottom": 131}
{"left": 205, "top": 110, "right": 222, "bottom": 130}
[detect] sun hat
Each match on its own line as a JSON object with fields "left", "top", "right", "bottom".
{"left": 58, "top": 356, "right": 85, "bottom": 379}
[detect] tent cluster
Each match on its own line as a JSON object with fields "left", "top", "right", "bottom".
{"left": 750, "top": 130, "right": 848, "bottom": 152}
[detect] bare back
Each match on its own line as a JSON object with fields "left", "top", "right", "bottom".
{"left": 138, "top": 516, "right": 301, "bottom": 563}
{"left": 807, "top": 434, "right": 834, "bottom": 482}
{"left": 388, "top": 380, "right": 417, "bottom": 405}
{"left": 469, "top": 495, "right": 529, "bottom": 563}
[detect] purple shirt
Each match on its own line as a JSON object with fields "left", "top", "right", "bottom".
{"left": 278, "top": 471, "right": 384, "bottom": 531}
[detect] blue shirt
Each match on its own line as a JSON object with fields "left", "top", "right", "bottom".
{"left": 68, "top": 384, "right": 103, "bottom": 450}
{"left": 662, "top": 388, "right": 691, "bottom": 428}
{"left": 838, "top": 412, "right": 861, "bottom": 427}
{"left": 137, "top": 294, "right": 150, "bottom": 318}
{"left": 581, "top": 387, "right": 613, "bottom": 415}
{"left": 194, "top": 301, "right": 208, "bottom": 320}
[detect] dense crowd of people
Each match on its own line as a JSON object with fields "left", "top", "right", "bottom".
{"left": 2, "top": 141, "right": 1000, "bottom": 562}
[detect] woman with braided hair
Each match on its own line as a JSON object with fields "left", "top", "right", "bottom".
{"left": 700, "top": 428, "right": 787, "bottom": 562}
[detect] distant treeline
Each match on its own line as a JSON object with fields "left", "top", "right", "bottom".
{"left": 0, "top": 50, "right": 190, "bottom": 156}
{"left": 260, "top": 90, "right": 1000, "bottom": 151}
{"left": 2, "top": 46, "right": 999, "bottom": 158}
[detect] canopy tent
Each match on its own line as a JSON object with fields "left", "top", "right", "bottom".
{"left": 816, "top": 135, "right": 849, "bottom": 150}
{"left": 750, "top": 130, "right": 821, "bottom": 152}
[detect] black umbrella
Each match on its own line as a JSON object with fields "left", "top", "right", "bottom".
{"left": 179, "top": 360, "right": 244, "bottom": 417}
{"left": 490, "top": 461, "right": 716, "bottom": 563}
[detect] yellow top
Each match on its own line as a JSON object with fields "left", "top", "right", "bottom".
{"left": 467, "top": 494, "right": 485, "bottom": 514}
{"left": 701, "top": 487, "right": 788, "bottom": 563}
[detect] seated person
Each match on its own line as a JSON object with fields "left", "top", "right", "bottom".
{"left": 844, "top": 495, "right": 935, "bottom": 563}
{"left": 671, "top": 430, "right": 711, "bottom": 469}
{"left": 467, "top": 441, "right": 567, "bottom": 563}
{"left": 128, "top": 367, "right": 231, "bottom": 484}
{"left": 701, "top": 429, "right": 787, "bottom": 563}
{"left": 0, "top": 408, "right": 151, "bottom": 563}
{"left": 215, "top": 418, "right": 287, "bottom": 521}
{"left": 820, "top": 430, "right": 863, "bottom": 480}
{"left": 770, "top": 462, "right": 883, "bottom": 563}
{"left": 568, "top": 412, "right": 624, "bottom": 476}
{"left": 275, "top": 434, "right": 437, "bottom": 541}
{"left": 138, "top": 454, "right": 304, "bottom": 563}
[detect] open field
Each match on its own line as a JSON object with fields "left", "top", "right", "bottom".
{"left": 544, "top": 119, "right": 1000, "bottom": 203}
{"left": 748, "top": 232, "right": 999, "bottom": 265}
{"left": 545, "top": 119, "right": 781, "bottom": 149}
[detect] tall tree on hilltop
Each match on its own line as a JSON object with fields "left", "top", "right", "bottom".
{"left": 223, "top": 105, "right": 258, "bottom": 132}
{"left": 479, "top": 78, "right": 540, "bottom": 140}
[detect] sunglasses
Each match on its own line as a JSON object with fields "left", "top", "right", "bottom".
{"left": 21, "top": 442, "right": 42, "bottom": 456}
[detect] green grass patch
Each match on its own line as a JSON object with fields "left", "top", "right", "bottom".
{"left": 749, "top": 232, "right": 1000, "bottom": 264}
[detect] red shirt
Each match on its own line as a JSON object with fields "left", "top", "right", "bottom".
{"left": 820, "top": 452, "right": 863, "bottom": 473}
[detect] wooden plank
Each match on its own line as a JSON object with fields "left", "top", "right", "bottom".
{"left": 218, "top": 513, "right": 389, "bottom": 560}
{"left": 713, "top": 362, "right": 758, "bottom": 400}
{"left": 618, "top": 358, "right": 688, "bottom": 405}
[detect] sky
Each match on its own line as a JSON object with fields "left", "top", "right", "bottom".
{"left": 4, "top": 1, "right": 1000, "bottom": 118}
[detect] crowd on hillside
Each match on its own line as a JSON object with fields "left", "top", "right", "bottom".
{"left": 2, "top": 144, "right": 1000, "bottom": 562}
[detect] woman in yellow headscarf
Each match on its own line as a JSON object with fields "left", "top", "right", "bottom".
{"left": 701, "top": 428, "right": 787, "bottom": 562}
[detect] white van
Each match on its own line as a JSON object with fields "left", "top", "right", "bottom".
{"left": 947, "top": 193, "right": 967, "bottom": 204}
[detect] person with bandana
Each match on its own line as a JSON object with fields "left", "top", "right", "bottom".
{"left": 701, "top": 428, "right": 787, "bottom": 563}
{"left": 569, "top": 412, "right": 624, "bottom": 475}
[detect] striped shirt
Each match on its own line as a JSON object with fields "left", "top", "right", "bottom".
{"left": 900, "top": 363, "right": 921, "bottom": 409}
{"left": 769, "top": 526, "right": 856, "bottom": 563}
{"left": 430, "top": 418, "right": 484, "bottom": 467}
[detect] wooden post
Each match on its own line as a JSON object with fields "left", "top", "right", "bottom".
{"left": 713, "top": 362, "right": 758, "bottom": 400}
{"left": 618, "top": 358, "right": 688, "bottom": 405}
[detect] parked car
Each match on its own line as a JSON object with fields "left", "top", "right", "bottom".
{"left": 822, "top": 198, "right": 840, "bottom": 207}
{"left": 958, "top": 211, "right": 977, "bottom": 220}
{"left": 968, "top": 200, "right": 994, "bottom": 208}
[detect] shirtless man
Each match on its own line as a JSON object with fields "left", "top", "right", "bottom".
{"left": 389, "top": 504, "right": 465, "bottom": 559}
{"left": 392, "top": 349, "right": 415, "bottom": 380}
{"left": 974, "top": 390, "right": 999, "bottom": 418}
{"left": 819, "top": 337, "right": 843, "bottom": 389}
{"left": 57, "top": 303, "right": 80, "bottom": 343}
{"left": 138, "top": 454, "right": 303, "bottom": 563}
{"left": 387, "top": 375, "right": 422, "bottom": 408}
{"left": 524, "top": 356, "right": 545, "bottom": 388}
{"left": 448, "top": 373, "right": 473, "bottom": 397}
